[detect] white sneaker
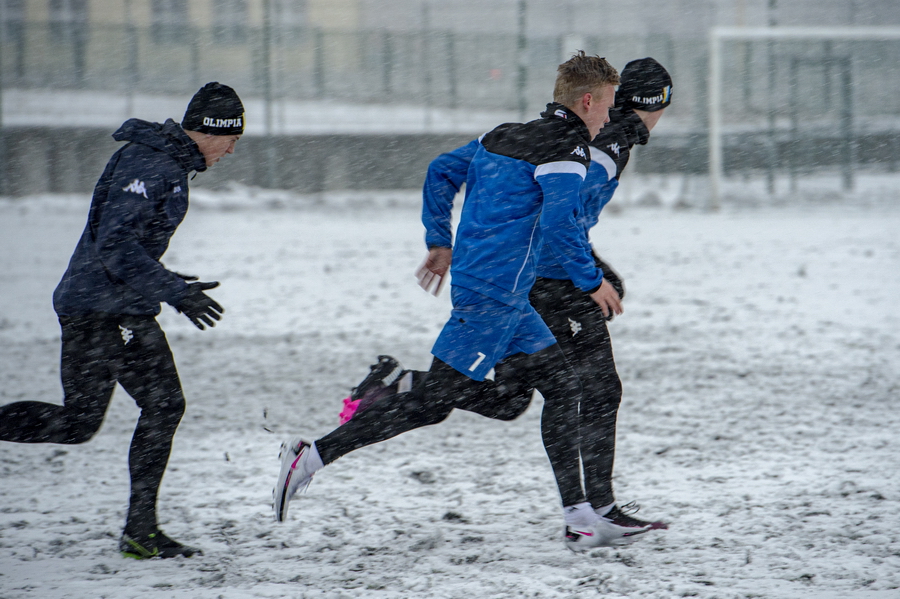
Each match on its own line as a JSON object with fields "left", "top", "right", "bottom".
{"left": 274, "top": 437, "right": 321, "bottom": 522}
{"left": 563, "top": 502, "right": 607, "bottom": 552}
{"left": 564, "top": 502, "right": 644, "bottom": 551}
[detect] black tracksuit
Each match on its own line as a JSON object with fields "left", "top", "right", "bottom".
{"left": 0, "top": 118, "right": 207, "bottom": 537}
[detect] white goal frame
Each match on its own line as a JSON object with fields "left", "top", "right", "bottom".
{"left": 707, "top": 26, "right": 900, "bottom": 209}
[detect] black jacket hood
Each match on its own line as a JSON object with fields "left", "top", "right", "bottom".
{"left": 598, "top": 107, "right": 650, "bottom": 147}
{"left": 112, "top": 118, "right": 208, "bottom": 174}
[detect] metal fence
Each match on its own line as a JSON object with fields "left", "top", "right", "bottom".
{"left": 0, "top": 22, "right": 706, "bottom": 119}
{"left": 3, "top": 22, "right": 900, "bottom": 198}
{"left": 709, "top": 31, "right": 900, "bottom": 203}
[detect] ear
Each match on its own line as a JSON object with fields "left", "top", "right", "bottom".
{"left": 581, "top": 92, "right": 594, "bottom": 110}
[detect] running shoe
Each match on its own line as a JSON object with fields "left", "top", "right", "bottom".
{"left": 597, "top": 502, "right": 668, "bottom": 535}
{"left": 274, "top": 437, "right": 319, "bottom": 522}
{"left": 119, "top": 530, "right": 201, "bottom": 559}
{"left": 564, "top": 502, "right": 613, "bottom": 552}
{"left": 350, "top": 355, "right": 404, "bottom": 402}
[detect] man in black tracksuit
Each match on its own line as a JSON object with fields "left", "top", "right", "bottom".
{"left": 0, "top": 82, "right": 243, "bottom": 559}
{"left": 530, "top": 57, "right": 673, "bottom": 531}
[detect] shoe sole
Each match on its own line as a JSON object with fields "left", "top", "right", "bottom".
{"left": 564, "top": 523, "right": 653, "bottom": 551}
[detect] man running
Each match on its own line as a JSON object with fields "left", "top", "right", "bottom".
{"left": 0, "top": 82, "right": 243, "bottom": 559}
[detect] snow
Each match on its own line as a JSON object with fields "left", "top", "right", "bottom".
{"left": 1, "top": 183, "right": 899, "bottom": 599}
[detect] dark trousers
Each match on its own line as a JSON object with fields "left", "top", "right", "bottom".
{"left": 531, "top": 277, "right": 623, "bottom": 508}
{"left": 316, "top": 346, "right": 588, "bottom": 507}
{"left": 0, "top": 314, "right": 185, "bottom": 535}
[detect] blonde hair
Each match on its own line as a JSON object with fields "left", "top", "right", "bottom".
{"left": 553, "top": 51, "right": 620, "bottom": 107}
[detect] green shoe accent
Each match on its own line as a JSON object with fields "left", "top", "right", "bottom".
{"left": 119, "top": 531, "right": 201, "bottom": 559}
{"left": 120, "top": 533, "right": 160, "bottom": 559}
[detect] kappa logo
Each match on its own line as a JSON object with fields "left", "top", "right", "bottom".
{"left": 570, "top": 146, "right": 587, "bottom": 159}
{"left": 123, "top": 179, "right": 148, "bottom": 198}
{"left": 202, "top": 116, "right": 243, "bottom": 128}
{"left": 568, "top": 317, "right": 582, "bottom": 336}
{"left": 119, "top": 325, "right": 134, "bottom": 345}
{"left": 608, "top": 142, "right": 621, "bottom": 157}
{"left": 554, "top": 109, "right": 568, "bottom": 119}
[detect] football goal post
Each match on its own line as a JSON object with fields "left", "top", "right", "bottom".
{"left": 708, "top": 27, "right": 900, "bottom": 208}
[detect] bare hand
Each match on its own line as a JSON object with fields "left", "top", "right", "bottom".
{"left": 416, "top": 247, "right": 452, "bottom": 296}
{"left": 589, "top": 279, "right": 623, "bottom": 320}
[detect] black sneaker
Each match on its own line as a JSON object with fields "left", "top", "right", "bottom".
{"left": 598, "top": 502, "right": 668, "bottom": 533}
{"left": 350, "top": 355, "right": 404, "bottom": 402}
{"left": 119, "top": 530, "right": 202, "bottom": 559}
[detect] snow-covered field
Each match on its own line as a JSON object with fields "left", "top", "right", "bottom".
{"left": 1, "top": 183, "right": 898, "bottom": 599}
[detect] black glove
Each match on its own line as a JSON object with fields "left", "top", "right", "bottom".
{"left": 175, "top": 281, "right": 224, "bottom": 330}
{"left": 173, "top": 272, "right": 199, "bottom": 282}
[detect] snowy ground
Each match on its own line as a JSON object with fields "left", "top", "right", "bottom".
{"left": 0, "top": 182, "right": 899, "bottom": 599}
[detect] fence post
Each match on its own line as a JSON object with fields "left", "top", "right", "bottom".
{"left": 516, "top": 0, "right": 528, "bottom": 120}
{"left": 314, "top": 28, "right": 325, "bottom": 98}
{"left": 382, "top": 29, "right": 392, "bottom": 98}
{"left": 0, "top": 6, "right": 6, "bottom": 197}
{"left": 262, "top": 0, "right": 277, "bottom": 188}
{"left": 446, "top": 30, "right": 457, "bottom": 109}
{"left": 840, "top": 56, "right": 854, "bottom": 192}
{"left": 708, "top": 30, "right": 722, "bottom": 211}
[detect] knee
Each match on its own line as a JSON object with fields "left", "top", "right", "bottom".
{"left": 490, "top": 395, "right": 531, "bottom": 421}
{"left": 160, "top": 395, "right": 186, "bottom": 427}
{"left": 411, "top": 400, "right": 453, "bottom": 427}
{"left": 64, "top": 416, "right": 104, "bottom": 444}
{"left": 580, "top": 379, "right": 622, "bottom": 419}
{"left": 141, "top": 392, "right": 185, "bottom": 432}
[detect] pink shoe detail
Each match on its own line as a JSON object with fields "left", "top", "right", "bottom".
{"left": 339, "top": 397, "right": 360, "bottom": 425}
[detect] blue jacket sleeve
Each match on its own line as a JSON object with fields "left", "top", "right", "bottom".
{"left": 422, "top": 139, "right": 479, "bottom": 248}
{"left": 537, "top": 168, "right": 604, "bottom": 293}
{"left": 95, "top": 172, "right": 189, "bottom": 306}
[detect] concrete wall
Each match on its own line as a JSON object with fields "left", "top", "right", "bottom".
{"left": 0, "top": 128, "right": 474, "bottom": 196}
{"left": 2, "top": 126, "right": 896, "bottom": 197}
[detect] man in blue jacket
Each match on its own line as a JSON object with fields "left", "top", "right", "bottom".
{"left": 0, "top": 82, "right": 243, "bottom": 559}
{"left": 275, "top": 52, "right": 623, "bottom": 550}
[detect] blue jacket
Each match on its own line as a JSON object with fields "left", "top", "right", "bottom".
{"left": 53, "top": 118, "right": 207, "bottom": 316}
{"left": 422, "top": 103, "right": 602, "bottom": 310}
{"left": 535, "top": 107, "right": 649, "bottom": 280}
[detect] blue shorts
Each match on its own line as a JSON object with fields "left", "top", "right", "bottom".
{"left": 431, "top": 286, "right": 557, "bottom": 381}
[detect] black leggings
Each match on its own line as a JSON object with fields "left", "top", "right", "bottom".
{"left": 0, "top": 314, "right": 185, "bottom": 535}
{"left": 531, "top": 277, "right": 622, "bottom": 508}
{"left": 316, "top": 346, "right": 587, "bottom": 506}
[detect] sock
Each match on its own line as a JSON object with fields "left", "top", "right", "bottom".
{"left": 594, "top": 501, "right": 616, "bottom": 517}
{"left": 308, "top": 442, "right": 325, "bottom": 473}
{"left": 397, "top": 371, "right": 414, "bottom": 393}
{"left": 564, "top": 502, "right": 597, "bottom": 528}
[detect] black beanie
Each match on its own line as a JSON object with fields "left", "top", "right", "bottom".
{"left": 181, "top": 82, "right": 245, "bottom": 135}
{"left": 616, "top": 58, "right": 673, "bottom": 112}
